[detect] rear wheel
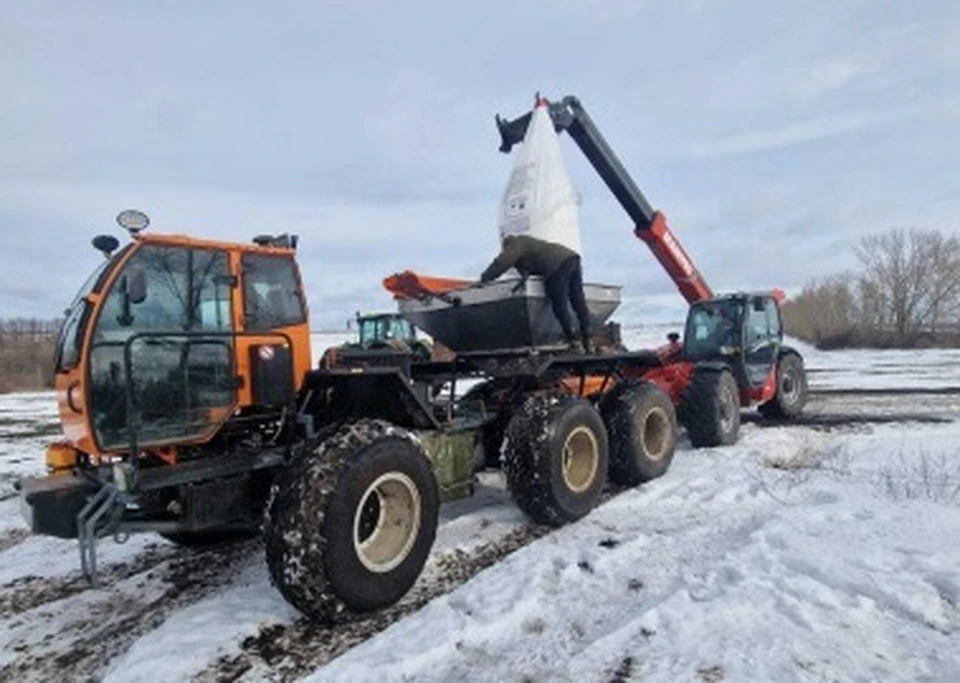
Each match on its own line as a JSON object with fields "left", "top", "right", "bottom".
{"left": 264, "top": 419, "right": 439, "bottom": 621}
{"left": 502, "top": 396, "right": 608, "bottom": 526}
{"left": 600, "top": 380, "right": 677, "bottom": 485}
{"left": 759, "top": 352, "right": 808, "bottom": 419}
{"left": 682, "top": 368, "right": 740, "bottom": 447}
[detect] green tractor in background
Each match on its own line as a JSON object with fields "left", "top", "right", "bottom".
{"left": 320, "top": 312, "right": 438, "bottom": 369}
{"left": 355, "top": 312, "right": 434, "bottom": 359}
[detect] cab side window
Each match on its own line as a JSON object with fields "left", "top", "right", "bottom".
{"left": 747, "top": 304, "right": 768, "bottom": 347}
{"left": 242, "top": 254, "right": 306, "bottom": 331}
{"left": 746, "top": 297, "right": 782, "bottom": 348}
{"left": 765, "top": 298, "right": 782, "bottom": 338}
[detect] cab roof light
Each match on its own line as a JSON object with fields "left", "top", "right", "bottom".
{"left": 252, "top": 234, "right": 298, "bottom": 249}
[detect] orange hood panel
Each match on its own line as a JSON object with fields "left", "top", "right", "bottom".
{"left": 383, "top": 271, "right": 473, "bottom": 300}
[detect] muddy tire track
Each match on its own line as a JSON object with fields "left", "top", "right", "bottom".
{"left": 197, "top": 524, "right": 550, "bottom": 682}
{"left": 0, "top": 542, "right": 178, "bottom": 617}
{"left": 745, "top": 411, "right": 953, "bottom": 432}
{"left": 809, "top": 386, "right": 960, "bottom": 396}
{"left": 0, "top": 538, "right": 261, "bottom": 683}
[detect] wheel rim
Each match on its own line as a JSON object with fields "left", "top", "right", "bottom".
{"left": 639, "top": 407, "right": 671, "bottom": 461}
{"left": 780, "top": 367, "right": 800, "bottom": 404}
{"left": 718, "top": 383, "right": 736, "bottom": 434}
{"left": 562, "top": 425, "right": 600, "bottom": 493}
{"left": 353, "top": 472, "right": 421, "bottom": 574}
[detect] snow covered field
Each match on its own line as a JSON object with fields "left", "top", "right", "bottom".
{"left": 0, "top": 328, "right": 957, "bottom": 682}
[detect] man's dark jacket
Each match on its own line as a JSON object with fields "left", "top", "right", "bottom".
{"left": 480, "top": 235, "right": 577, "bottom": 282}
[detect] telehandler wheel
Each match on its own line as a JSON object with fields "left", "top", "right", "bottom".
{"left": 682, "top": 368, "right": 740, "bottom": 448}
{"left": 264, "top": 419, "right": 439, "bottom": 621}
{"left": 503, "top": 395, "right": 608, "bottom": 526}
{"left": 599, "top": 380, "right": 678, "bottom": 486}
{"left": 758, "top": 352, "right": 808, "bottom": 419}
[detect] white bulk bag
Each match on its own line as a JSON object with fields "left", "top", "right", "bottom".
{"left": 497, "top": 102, "right": 581, "bottom": 254}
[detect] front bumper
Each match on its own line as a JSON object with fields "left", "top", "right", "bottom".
{"left": 18, "top": 473, "right": 99, "bottom": 539}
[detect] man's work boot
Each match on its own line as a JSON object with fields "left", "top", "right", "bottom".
{"left": 582, "top": 338, "right": 595, "bottom": 354}
{"left": 567, "top": 339, "right": 585, "bottom": 354}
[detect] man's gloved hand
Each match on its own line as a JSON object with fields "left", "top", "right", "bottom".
{"left": 510, "top": 277, "right": 528, "bottom": 294}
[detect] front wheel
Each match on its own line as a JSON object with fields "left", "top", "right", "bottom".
{"left": 682, "top": 368, "right": 741, "bottom": 448}
{"left": 759, "top": 352, "right": 808, "bottom": 419}
{"left": 503, "top": 395, "right": 609, "bottom": 526}
{"left": 264, "top": 420, "right": 439, "bottom": 621}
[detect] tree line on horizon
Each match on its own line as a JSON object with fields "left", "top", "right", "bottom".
{"left": 0, "top": 318, "right": 61, "bottom": 393}
{"left": 781, "top": 228, "right": 960, "bottom": 349}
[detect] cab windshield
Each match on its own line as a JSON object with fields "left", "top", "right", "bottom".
{"left": 683, "top": 299, "right": 743, "bottom": 358}
{"left": 359, "top": 316, "right": 413, "bottom": 346}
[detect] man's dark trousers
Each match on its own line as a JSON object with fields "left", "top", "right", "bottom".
{"left": 544, "top": 255, "right": 591, "bottom": 346}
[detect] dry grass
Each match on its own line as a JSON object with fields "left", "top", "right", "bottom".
{"left": 874, "top": 449, "right": 960, "bottom": 504}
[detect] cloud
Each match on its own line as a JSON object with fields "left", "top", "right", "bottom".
{"left": 788, "top": 56, "right": 878, "bottom": 100}
{"left": 686, "top": 92, "right": 959, "bottom": 159}
{"left": 687, "top": 110, "right": 883, "bottom": 159}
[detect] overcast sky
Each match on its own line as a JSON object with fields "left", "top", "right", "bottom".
{"left": 2, "top": 0, "right": 958, "bottom": 327}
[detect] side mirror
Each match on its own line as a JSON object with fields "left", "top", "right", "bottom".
{"left": 127, "top": 269, "right": 147, "bottom": 304}
{"left": 117, "top": 270, "right": 147, "bottom": 327}
{"left": 92, "top": 234, "right": 120, "bottom": 258}
{"left": 752, "top": 296, "right": 765, "bottom": 312}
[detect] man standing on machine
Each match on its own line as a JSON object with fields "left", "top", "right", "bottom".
{"left": 479, "top": 234, "right": 592, "bottom": 353}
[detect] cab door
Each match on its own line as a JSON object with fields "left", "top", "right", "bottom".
{"left": 87, "top": 244, "right": 237, "bottom": 451}
{"left": 236, "top": 252, "right": 311, "bottom": 408}
{"left": 742, "top": 296, "right": 781, "bottom": 388}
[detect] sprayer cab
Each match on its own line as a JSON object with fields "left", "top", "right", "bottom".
{"left": 49, "top": 211, "right": 313, "bottom": 465}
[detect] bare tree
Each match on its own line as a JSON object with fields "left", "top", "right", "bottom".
{"left": 918, "top": 231, "right": 960, "bottom": 335}
{"left": 856, "top": 230, "right": 919, "bottom": 339}
{"left": 854, "top": 228, "right": 960, "bottom": 344}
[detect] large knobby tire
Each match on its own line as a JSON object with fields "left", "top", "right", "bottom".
{"left": 264, "top": 419, "right": 439, "bottom": 621}
{"left": 600, "top": 380, "right": 678, "bottom": 486}
{"left": 758, "top": 352, "right": 808, "bottom": 419}
{"left": 503, "top": 396, "right": 609, "bottom": 526}
{"left": 682, "top": 368, "right": 741, "bottom": 448}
